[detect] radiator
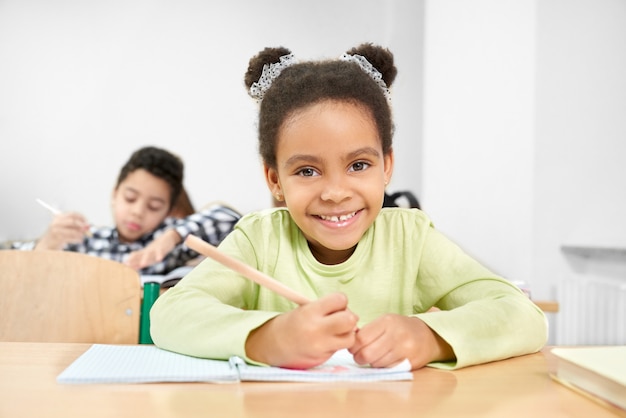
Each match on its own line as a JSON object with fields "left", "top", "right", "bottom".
{"left": 556, "top": 277, "right": 626, "bottom": 345}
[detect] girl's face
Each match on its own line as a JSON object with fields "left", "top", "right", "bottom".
{"left": 111, "top": 168, "right": 172, "bottom": 243}
{"left": 265, "top": 101, "right": 393, "bottom": 265}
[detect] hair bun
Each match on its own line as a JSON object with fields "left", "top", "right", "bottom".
{"left": 244, "top": 47, "right": 292, "bottom": 90}
{"left": 346, "top": 43, "right": 397, "bottom": 88}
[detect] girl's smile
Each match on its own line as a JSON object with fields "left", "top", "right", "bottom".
{"left": 315, "top": 209, "right": 361, "bottom": 228}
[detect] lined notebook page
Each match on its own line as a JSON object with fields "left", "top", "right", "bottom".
{"left": 57, "top": 345, "right": 413, "bottom": 384}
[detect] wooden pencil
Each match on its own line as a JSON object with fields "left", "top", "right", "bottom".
{"left": 184, "top": 235, "right": 311, "bottom": 305}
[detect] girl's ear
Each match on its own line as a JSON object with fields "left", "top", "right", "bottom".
{"left": 383, "top": 148, "right": 394, "bottom": 185}
{"left": 263, "top": 164, "right": 284, "bottom": 203}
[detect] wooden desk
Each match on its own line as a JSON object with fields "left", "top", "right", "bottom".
{"left": 0, "top": 342, "right": 622, "bottom": 418}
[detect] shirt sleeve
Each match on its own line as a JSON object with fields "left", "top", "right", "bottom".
{"left": 150, "top": 227, "right": 280, "bottom": 362}
{"left": 141, "top": 204, "right": 242, "bottom": 274}
{"left": 412, "top": 226, "right": 548, "bottom": 369}
{"left": 11, "top": 240, "right": 36, "bottom": 250}
{"left": 173, "top": 204, "right": 242, "bottom": 246}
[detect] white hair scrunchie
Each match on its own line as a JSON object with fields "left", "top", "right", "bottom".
{"left": 339, "top": 53, "right": 391, "bottom": 101}
{"left": 249, "top": 52, "right": 390, "bottom": 102}
{"left": 249, "top": 53, "right": 297, "bottom": 102}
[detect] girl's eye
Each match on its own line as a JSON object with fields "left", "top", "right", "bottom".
{"left": 297, "top": 167, "right": 318, "bottom": 177}
{"left": 350, "top": 161, "right": 370, "bottom": 172}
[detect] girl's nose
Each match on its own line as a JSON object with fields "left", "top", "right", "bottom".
{"left": 320, "top": 176, "right": 352, "bottom": 203}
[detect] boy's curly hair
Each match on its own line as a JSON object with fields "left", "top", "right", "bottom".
{"left": 116, "top": 146, "right": 184, "bottom": 209}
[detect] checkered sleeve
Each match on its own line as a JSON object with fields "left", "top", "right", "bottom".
{"left": 173, "top": 204, "right": 242, "bottom": 247}
{"left": 11, "top": 240, "right": 36, "bottom": 250}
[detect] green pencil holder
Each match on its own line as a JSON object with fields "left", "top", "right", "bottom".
{"left": 139, "top": 282, "right": 160, "bottom": 344}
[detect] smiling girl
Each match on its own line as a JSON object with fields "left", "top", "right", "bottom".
{"left": 150, "top": 44, "right": 547, "bottom": 370}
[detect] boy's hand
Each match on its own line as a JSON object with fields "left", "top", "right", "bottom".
{"left": 245, "top": 292, "right": 359, "bottom": 369}
{"left": 125, "top": 229, "right": 182, "bottom": 270}
{"left": 35, "top": 212, "right": 89, "bottom": 250}
{"left": 348, "top": 314, "right": 454, "bottom": 370}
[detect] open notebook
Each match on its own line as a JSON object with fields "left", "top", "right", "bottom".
{"left": 57, "top": 345, "right": 413, "bottom": 384}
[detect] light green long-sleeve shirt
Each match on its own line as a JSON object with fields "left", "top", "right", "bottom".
{"left": 150, "top": 208, "right": 547, "bottom": 369}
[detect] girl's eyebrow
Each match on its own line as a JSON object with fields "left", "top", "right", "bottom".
{"left": 283, "top": 147, "right": 381, "bottom": 169}
{"left": 346, "top": 146, "right": 381, "bottom": 160}
{"left": 283, "top": 154, "right": 322, "bottom": 168}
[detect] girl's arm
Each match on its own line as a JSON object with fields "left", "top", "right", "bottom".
{"left": 150, "top": 230, "right": 283, "bottom": 361}
{"left": 411, "top": 227, "right": 549, "bottom": 369}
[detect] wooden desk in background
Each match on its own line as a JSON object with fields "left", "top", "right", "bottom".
{"left": 534, "top": 300, "right": 560, "bottom": 313}
{"left": 0, "top": 342, "right": 621, "bottom": 418}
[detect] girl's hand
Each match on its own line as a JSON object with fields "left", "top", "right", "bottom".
{"left": 348, "top": 314, "right": 454, "bottom": 370}
{"left": 34, "top": 212, "right": 89, "bottom": 250}
{"left": 125, "top": 229, "right": 181, "bottom": 271}
{"left": 245, "top": 292, "right": 359, "bottom": 369}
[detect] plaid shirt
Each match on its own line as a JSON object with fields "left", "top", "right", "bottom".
{"left": 14, "top": 204, "right": 241, "bottom": 275}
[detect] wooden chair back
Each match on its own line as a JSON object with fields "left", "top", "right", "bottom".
{"left": 0, "top": 250, "right": 141, "bottom": 343}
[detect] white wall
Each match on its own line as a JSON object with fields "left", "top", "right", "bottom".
{"left": 422, "top": 0, "right": 536, "bottom": 285}
{"left": 422, "top": 0, "right": 626, "bottom": 344}
{"left": 534, "top": 0, "right": 626, "bottom": 343}
{"left": 534, "top": 0, "right": 626, "bottom": 288}
{"left": 0, "top": 0, "right": 423, "bottom": 242}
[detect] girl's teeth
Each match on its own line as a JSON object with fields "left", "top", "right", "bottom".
{"left": 320, "top": 212, "right": 356, "bottom": 222}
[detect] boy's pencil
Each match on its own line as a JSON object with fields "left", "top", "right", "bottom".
{"left": 36, "top": 198, "right": 93, "bottom": 238}
{"left": 184, "top": 234, "right": 311, "bottom": 306}
{"left": 35, "top": 198, "right": 61, "bottom": 215}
